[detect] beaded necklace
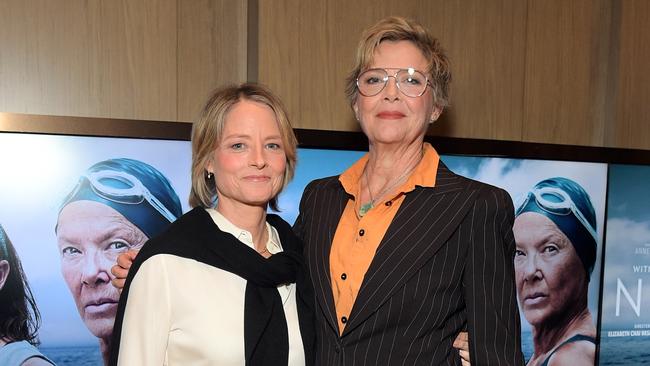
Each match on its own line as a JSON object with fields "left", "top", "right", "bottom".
{"left": 359, "top": 151, "right": 422, "bottom": 217}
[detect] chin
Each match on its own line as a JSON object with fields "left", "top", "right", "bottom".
{"left": 242, "top": 192, "right": 276, "bottom": 206}
{"left": 523, "top": 310, "right": 549, "bottom": 328}
{"left": 85, "top": 318, "right": 115, "bottom": 340}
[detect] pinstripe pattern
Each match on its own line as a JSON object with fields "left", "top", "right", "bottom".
{"left": 294, "top": 163, "right": 524, "bottom": 366}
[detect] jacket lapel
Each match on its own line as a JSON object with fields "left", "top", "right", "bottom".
{"left": 342, "top": 164, "right": 477, "bottom": 336}
{"left": 307, "top": 179, "right": 349, "bottom": 335}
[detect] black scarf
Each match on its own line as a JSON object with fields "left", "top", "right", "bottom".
{"left": 202, "top": 222, "right": 303, "bottom": 365}
{"left": 109, "top": 207, "right": 314, "bottom": 366}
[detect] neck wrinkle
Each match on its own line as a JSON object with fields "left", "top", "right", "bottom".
{"left": 532, "top": 306, "right": 594, "bottom": 356}
{"left": 365, "top": 141, "right": 424, "bottom": 197}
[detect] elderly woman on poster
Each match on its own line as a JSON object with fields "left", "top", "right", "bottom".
{"left": 56, "top": 158, "right": 182, "bottom": 364}
{"left": 513, "top": 177, "right": 598, "bottom": 365}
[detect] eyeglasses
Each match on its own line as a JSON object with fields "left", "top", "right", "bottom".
{"left": 77, "top": 170, "right": 177, "bottom": 223}
{"left": 356, "top": 68, "right": 432, "bottom": 98}
{"left": 515, "top": 186, "right": 597, "bottom": 242}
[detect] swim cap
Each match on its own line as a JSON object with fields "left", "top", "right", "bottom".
{"left": 516, "top": 177, "right": 598, "bottom": 276}
{"left": 58, "top": 158, "right": 183, "bottom": 239}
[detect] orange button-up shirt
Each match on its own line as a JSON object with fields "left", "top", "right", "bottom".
{"left": 329, "top": 143, "right": 440, "bottom": 334}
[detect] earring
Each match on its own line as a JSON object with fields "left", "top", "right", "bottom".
{"left": 206, "top": 171, "right": 213, "bottom": 179}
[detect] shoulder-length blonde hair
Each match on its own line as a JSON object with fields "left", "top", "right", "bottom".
{"left": 345, "top": 16, "right": 451, "bottom": 109}
{"left": 189, "top": 83, "right": 298, "bottom": 211}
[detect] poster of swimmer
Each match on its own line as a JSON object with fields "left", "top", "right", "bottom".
{"left": 599, "top": 164, "right": 650, "bottom": 366}
{"left": 1, "top": 131, "right": 609, "bottom": 366}
{"left": 440, "top": 155, "right": 607, "bottom": 365}
{"left": 282, "top": 149, "right": 608, "bottom": 364}
{"left": 0, "top": 132, "right": 192, "bottom": 365}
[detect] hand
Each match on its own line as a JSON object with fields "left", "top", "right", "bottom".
{"left": 453, "top": 331, "right": 470, "bottom": 366}
{"left": 111, "top": 249, "right": 139, "bottom": 292}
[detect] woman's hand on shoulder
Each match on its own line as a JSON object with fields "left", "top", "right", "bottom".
{"left": 111, "top": 249, "right": 139, "bottom": 292}
{"left": 452, "top": 331, "right": 471, "bottom": 366}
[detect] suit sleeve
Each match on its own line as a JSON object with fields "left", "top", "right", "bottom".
{"left": 116, "top": 255, "right": 172, "bottom": 366}
{"left": 292, "top": 180, "right": 315, "bottom": 243}
{"left": 463, "top": 187, "right": 525, "bottom": 365}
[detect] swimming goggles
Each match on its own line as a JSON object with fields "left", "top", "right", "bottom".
{"left": 515, "top": 186, "right": 597, "bottom": 242}
{"left": 83, "top": 170, "right": 177, "bottom": 223}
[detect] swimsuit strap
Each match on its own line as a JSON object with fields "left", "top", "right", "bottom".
{"left": 540, "top": 334, "right": 596, "bottom": 366}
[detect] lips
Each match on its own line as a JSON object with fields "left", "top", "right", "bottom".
{"left": 243, "top": 175, "right": 271, "bottom": 182}
{"left": 376, "top": 111, "right": 406, "bottom": 119}
{"left": 84, "top": 298, "right": 118, "bottom": 314}
{"left": 523, "top": 292, "right": 548, "bottom": 306}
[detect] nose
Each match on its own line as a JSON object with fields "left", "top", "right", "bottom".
{"left": 521, "top": 253, "right": 542, "bottom": 282}
{"left": 249, "top": 145, "right": 267, "bottom": 169}
{"left": 383, "top": 75, "right": 400, "bottom": 100}
{"left": 81, "top": 250, "right": 111, "bottom": 287}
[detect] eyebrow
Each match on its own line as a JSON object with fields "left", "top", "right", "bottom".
{"left": 222, "top": 134, "right": 283, "bottom": 141}
{"left": 57, "top": 220, "right": 145, "bottom": 245}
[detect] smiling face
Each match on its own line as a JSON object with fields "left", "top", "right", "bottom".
{"left": 206, "top": 100, "right": 287, "bottom": 212}
{"left": 353, "top": 40, "right": 441, "bottom": 147}
{"left": 513, "top": 212, "right": 588, "bottom": 327}
{"left": 56, "top": 200, "right": 148, "bottom": 340}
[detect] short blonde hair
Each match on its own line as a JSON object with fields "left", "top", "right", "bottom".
{"left": 189, "top": 83, "right": 298, "bottom": 211}
{"left": 345, "top": 16, "right": 451, "bottom": 108}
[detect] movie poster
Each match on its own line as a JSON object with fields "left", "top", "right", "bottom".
{"left": 0, "top": 132, "right": 192, "bottom": 365}
{"left": 1, "top": 133, "right": 613, "bottom": 365}
{"left": 599, "top": 164, "right": 650, "bottom": 366}
{"left": 442, "top": 156, "right": 607, "bottom": 364}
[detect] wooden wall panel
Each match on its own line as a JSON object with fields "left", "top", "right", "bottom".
{"left": 1, "top": 0, "right": 647, "bottom": 150}
{"left": 522, "top": 0, "right": 612, "bottom": 146}
{"left": 0, "top": 0, "right": 178, "bottom": 121}
{"left": 177, "top": 0, "right": 248, "bottom": 122}
{"left": 257, "top": 0, "right": 527, "bottom": 142}
{"left": 257, "top": 0, "right": 303, "bottom": 128}
{"left": 428, "top": 0, "right": 527, "bottom": 140}
{"left": 609, "top": 0, "right": 650, "bottom": 149}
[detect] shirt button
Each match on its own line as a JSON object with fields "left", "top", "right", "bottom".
{"left": 359, "top": 229, "right": 365, "bottom": 236}
{"left": 341, "top": 316, "right": 348, "bottom": 324}
{"left": 341, "top": 273, "right": 347, "bottom": 280}
{"left": 385, "top": 201, "right": 392, "bottom": 207}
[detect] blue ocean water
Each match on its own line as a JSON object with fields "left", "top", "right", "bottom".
{"left": 521, "top": 330, "right": 534, "bottom": 362}
{"left": 599, "top": 336, "right": 650, "bottom": 365}
{"left": 40, "top": 346, "right": 103, "bottom": 366}
{"left": 523, "top": 330, "right": 650, "bottom": 365}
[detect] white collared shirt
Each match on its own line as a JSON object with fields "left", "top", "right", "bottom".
{"left": 117, "top": 209, "right": 305, "bottom": 366}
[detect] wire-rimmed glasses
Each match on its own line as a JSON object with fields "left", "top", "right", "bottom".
{"left": 356, "top": 67, "right": 432, "bottom": 98}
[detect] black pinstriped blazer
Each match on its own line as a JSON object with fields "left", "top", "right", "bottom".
{"left": 293, "top": 162, "right": 525, "bottom": 366}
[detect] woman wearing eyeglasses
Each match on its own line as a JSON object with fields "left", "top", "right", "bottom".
{"left": 291, "top": 16, "right": 523, "bottom": 365}
{"left": 0, "top": 225, "right": 55, "bottom": 366}
{"left": 55, "top": 158, "right": 183, "bottom": 365}
{"left": 109, "top": 84, "right": 314, "bottom": 366}
{"left": 513, "top": 177, "right": 597, "bottom": 366}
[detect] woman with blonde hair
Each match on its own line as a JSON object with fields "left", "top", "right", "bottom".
{"left": 109, "top": 83, "right": 314, "bottom": 366}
